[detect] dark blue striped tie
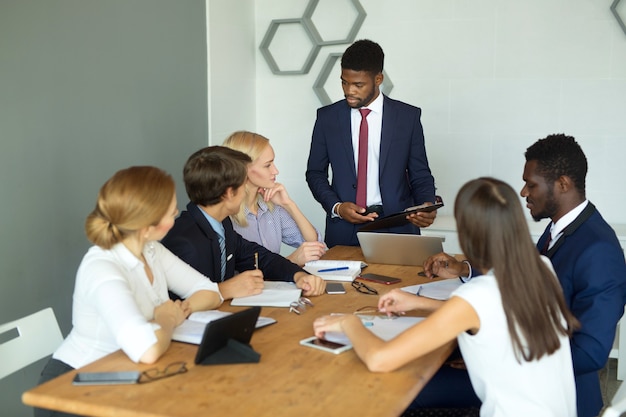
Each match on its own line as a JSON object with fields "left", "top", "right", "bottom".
{"left": 218, "top": 234, "right": 226, "bottom": 281}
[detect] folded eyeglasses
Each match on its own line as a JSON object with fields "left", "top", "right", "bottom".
{"left": 289, "top": 297, "right": 314, "bottom": 314}
{"left": 351, "top": 281, "right": 378, "bottom": 295}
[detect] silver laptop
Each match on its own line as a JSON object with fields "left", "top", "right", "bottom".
{"left": 357, "top": 232, "right": 445, "bottom": 266}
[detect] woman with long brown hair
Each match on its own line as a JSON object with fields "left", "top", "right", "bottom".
{"left": 313, "top": 177, "right": 578, "bottom": 416}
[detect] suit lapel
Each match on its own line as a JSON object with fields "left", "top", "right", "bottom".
{"left": 546, "top": 202, "right": 596, "bottom": 258}
{"left": 337, "top": 102, "right": 357, "bottom": 178}
{"left": 187, "top": 202, "right": 222, "bottom": 281}
{"left": 379, "top": 95, "right": 396, "bottom": 175}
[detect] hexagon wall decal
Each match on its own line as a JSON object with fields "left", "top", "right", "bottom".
{"left": 259, "top": 18, "right": 321, "bottom": 75}
{"left": 302, "top": 0, "right": 367, "bottom": 46}
{"left": 611, "top": 0, "right": 626, "bottom": 36}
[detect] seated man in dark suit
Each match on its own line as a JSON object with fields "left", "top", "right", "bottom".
{"left": 422, "top": 134, "right": 626, "bottom": 417}
{"left": 162, "top": 146, "right": 326, "bottom": 300}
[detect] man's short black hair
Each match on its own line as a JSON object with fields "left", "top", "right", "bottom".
{"left": 524, "top": 133, "right": 587, "bottom": 195}
{"left": 341, "top": 39, "right": 384, "bottom": 75}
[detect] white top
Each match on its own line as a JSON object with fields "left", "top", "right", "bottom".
{"left": 451, "top": 260, "right": 576, "bottom": 417}
{"left": 54, "top": 241, "right": 220, "bottom": 368}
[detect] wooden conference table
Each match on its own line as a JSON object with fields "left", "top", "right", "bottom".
{"left": 23, "top": 246, "right": 454, "bottom": 417}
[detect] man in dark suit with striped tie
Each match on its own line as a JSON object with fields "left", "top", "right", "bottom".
{"left": 162, "top": 146, "right": 325, "bottom": 300}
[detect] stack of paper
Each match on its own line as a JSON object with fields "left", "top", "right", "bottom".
{"left": 172, "top": 310, "right": 276, "bottom": 344}
{"left": 231, "top": 281, "right": 302, "bottom": 307}
{"left": 401, "top": 278, "right": 463, "bottom": 300}
{"left": 303, "top": 260, "right": 366, "bottom": 282}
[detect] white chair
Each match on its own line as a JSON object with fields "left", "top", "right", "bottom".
{"left": 609, "top": 318, "right": 626, "bottom": 381}
{"left": 602, "top": 380, "right": 626, "bottom": 417}
{"left": 0, "top": 307, "right": 63, "bottom": 379}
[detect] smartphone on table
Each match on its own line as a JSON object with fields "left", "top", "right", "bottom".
{"left": 326, "top": 283, "right": 346, "bottom": 294}
{"left": 300, "top": 336, "right": 352, "bottom": 354}
{"left": 358, "top": 273, "right": 402, "bottom": 285}
{"left": 72, "top": 371, "right": 141, "bottom": 385}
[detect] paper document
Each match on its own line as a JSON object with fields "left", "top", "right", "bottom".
{"left": 231, "top": 281, "right": 302, "bottom": 307}
{"left": 303, "top": 260, "right": 366, "bottom": 282}
{"left": 323, "top": 316, "right": 424, "bottom": 346}
{"left": 401, "top": 278, "right": 463, "bottom": 300}
{"left": 172, "top": 310, "right": 276, "bottom": 344}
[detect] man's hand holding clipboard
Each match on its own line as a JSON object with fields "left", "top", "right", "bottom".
{"left": 359, "top": 201, "right": 443, "bottom": 231}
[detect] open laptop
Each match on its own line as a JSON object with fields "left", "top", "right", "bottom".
{"left": 357, "top": 232, "right": 445, "bottom": 266}
{"left": 195, "top": 306, "right": 261, "bottom": 365}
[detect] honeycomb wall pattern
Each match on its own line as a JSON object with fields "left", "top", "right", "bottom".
{"left": 260, "top": 0, "right": 395, "bottom": 105}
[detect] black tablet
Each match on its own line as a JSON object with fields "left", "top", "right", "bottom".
{"left": 194, "top": 306, "right": 261, "bottom": 365}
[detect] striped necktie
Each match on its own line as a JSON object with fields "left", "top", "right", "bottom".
{"left": 218, "top": 234, "right": 226, "bottom": 281}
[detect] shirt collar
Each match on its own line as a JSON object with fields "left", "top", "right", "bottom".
{"left": 197, "top": 205, "right": 225, "bottom": 238}
{"left": 243, "top": 198, "right": 269, "bottom": 217}
{"left": 550, "top": 200, "right": 589, "bottom": 238}
{"left": 111, "top": 242, "right": 143, "bottom": 270}
{"left": 351, "top": 92, "right": 384, "bottom": 115}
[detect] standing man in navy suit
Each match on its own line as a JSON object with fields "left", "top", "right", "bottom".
{"left": 306, "top": 39, "right": 438, "bottom": 247}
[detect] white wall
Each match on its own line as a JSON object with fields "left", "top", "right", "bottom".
{"left": 211, "top": 0, "right": 626, "bottom": 242}
{"left": 207, "top": 0, "right": 257, "bottom": 143}
{"left": 208, "top": 0, "right": 626, "bottom": 240}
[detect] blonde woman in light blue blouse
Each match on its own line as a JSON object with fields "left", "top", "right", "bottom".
{"left": 224, "top": 131, "right": 326, "bottom": 266}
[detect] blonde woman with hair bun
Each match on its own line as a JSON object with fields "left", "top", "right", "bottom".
{"left": 223, "top": 131, "right": 326, "bottom": 266}
{"left": 35, "top": 166, "right": 222, "bottom": 417}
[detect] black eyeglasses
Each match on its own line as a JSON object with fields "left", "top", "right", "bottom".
{"left": 140, "top": 361, "right": 187, "bottom": 383}
{"left": 351, "top": 281, "right": 378, "bottom": 295}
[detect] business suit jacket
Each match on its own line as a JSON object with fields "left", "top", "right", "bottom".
{"left": 161, "top": 203, "right": 303, "bottom": 284}
{"left": 538, "top": 203, "right": 626, "bottom": 417}
{"left": 306, "top": 95, "right": 435, "bottom": 247}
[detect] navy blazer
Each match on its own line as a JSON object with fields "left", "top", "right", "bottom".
{"left": 306, "top": 95, "right": 435, "bottom": 247}
{"left": 538, "top": 203, "right": 626, "bottom": 417}
{"left": 161, "top": 203, "right": 303, "bottom": 284}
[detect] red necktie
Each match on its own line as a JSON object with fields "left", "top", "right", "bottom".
{"left": 356, "top": 108, "right": 371, "bottom": 208}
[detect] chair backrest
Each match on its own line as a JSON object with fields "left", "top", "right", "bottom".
{"left": 0, "top": 307, "right": 64, "bottom": 379}
{"left": 602, "top": 381, "right": 626, "bottom": 417}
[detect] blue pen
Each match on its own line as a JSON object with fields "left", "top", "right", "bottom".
{"left": 317, "top": 266, "right": 350, "bottom": 273}
{"left": 416, "top": 286, "right": 422, "bottom": 296}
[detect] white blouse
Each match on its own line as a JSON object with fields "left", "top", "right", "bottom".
{"left": 53, "top": 241, "right": 220, "bottom": 368}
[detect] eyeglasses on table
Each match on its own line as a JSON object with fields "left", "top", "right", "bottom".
{"left": 139, "top": 361, "right": 188, "bottom": 384}
{"left": 289, "top": 297, "right": 314, "bottom": 314}
{"left": 353, "top": 306, "right": 398, "bottom": 320}
{"left": 351, "top": 281, "right": 378, "bottom": 295}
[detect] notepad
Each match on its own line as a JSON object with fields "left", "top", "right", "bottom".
{"left": 172, "top": 310, "right": 276, "bottom": 344}
{"left": 303, "top": 260, "right": 365, "bottom": 281}
{"left": 322, "top": 316, "right": 425, "bottom": 346}
{"left": 231, "top": 281, "right": 302, "bottom": 307}
{"left": 401, "top": 278, "right": 463, "bottom": 300}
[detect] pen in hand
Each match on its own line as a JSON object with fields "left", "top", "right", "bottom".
{"left": 254, "top": 252, "right": 259, "bottom": 270}
{"left": 416, "top": 286, "right": 422, "bottom": 296}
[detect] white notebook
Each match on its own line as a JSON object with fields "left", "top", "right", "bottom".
{"left": 231, "top": 281, "right": 302, "bottom": 307}
{"left": 401, "top": 278, "right": 463, "bottom": 300}
{"left": 303, "top": 260, "right": 366, "bottom": 282}
{"left": 172, "top": 310, "right": 276, "bottom": 344}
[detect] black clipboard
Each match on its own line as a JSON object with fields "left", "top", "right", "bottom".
{"left": 359, "top": 202, "right": 444, "bottom": 231}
